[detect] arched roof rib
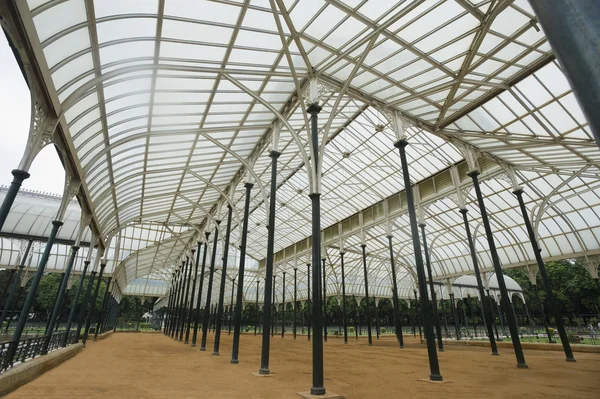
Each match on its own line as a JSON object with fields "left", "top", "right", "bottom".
{"left": 3, "top": 0, "right": 599, "bottom": 298}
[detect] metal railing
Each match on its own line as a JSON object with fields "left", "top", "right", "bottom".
{"left": 0, "top": 331, "right": 77, "bottom": 373}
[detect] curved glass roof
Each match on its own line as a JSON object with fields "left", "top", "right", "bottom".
{"left": 2, "top": 0, "right": 598, "bottom": 301}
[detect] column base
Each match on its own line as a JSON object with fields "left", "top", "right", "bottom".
{"left": 517, "top": 363, "right": 529, "bottom": 368}
{"left": 200, "top": 347, "right": 206, "bottom": 351}
{"left": 212, "top": 352, "right": 220, "bottom": 356}
{"left": 439, "top": 349, "right": 445, "bottom": 352}
{"left": 191, "top": 344, "right": 196, "bottom": 347}
{"left": 492, "top": 352, "right": 499, "bottom": 356}
{"left": 251, "top": 371, "right": 272, "bottom": 377}
{"left": 418, "top": 378, "right": 451, "bottom": 384}
{"left": 230, "top": 359, "right": 239, "bottom": 364}
{"left": 566, "top": 358, "right": 577, "bottom": 362}
{"left": 297, "top": 392, "right": 343, "bottom": 399}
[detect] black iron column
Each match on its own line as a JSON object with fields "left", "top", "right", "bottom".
{"left": 169, "top": 268, "right": 181, "bottom": 337}
{"left": 164, "top": 273, "right": 175, "bottom": 335}
{"left": 533, "top": 284, "right": 553, "bottom": 342}
{"left": 255, "top": 280, "right": 259, "bottom": 336}
{"left": 0, "top": 269, "right": 16, "bottom": 310}
{"left": 375, "top": 300, "right": 380, "bottom": 339}
{"left": 214, "top": 204, "right": 233, "bottom": 355}
{"left": 307, "top": 263, "right": 311, "bottom": 341}
{"left": 0, "top": 240, "right": 32, "bottom": 327}
{"left": 94, "top": 277, "right": 112, "bottom": 341}
{"left": 232, "top": 181, "right": 253, "bottom": 362}
{"left": 439, "top": 288, "right": 449, "bottom": 338}
{"left": 514, "top": 189, "right": 574, "bottom": 361}
{"left": 192, "top": 235, "right": 209, "bottom": 347}
{"left": 228, "top": 278, "right": 235, "bottom": 335}
{"left": 281, "top": 271, "right": 286, "bottom": 338}
{"left": 307, "top": 102, "right": 325, "bottom": 395}
{"left": 271, "top": 275, "right": 276, "bottom": 337}
{"left": 259, "top": 150, "right": 279, "bottom": 375}
{"left": 185, "top": 247, "right": 200, "bottom": 344}
{"left": 5, "top": 220, "right": 62, "bottom": 366}
{"left": 82, "top": 262, "right": 106, "bottom": 345}
{"left": 395, "top": 140, "right": 442, "bottom": 381}
{"left": 75, "top": 264, "right": 96, "bottom": 343}
{"left": 469, "top": 170, "right": 527, "bottom": 368}
{"left": 340, "top": 252, "right": 348, "bottom": 344}
{"left": 0, "top": 170, "right": 29, "bottom": 231}
{"left": 528, "top": 0, "right": 600, "bottom": 143}
{"left": 322, "top": 258, "right": 327, "bottom": 342}
{"left": 459, "top": 208, "right": 498, "bottom": 353}
{"left": 386, "top": 236, "right": 404, "bottom": 347}
{"left": 293, "top": 268, "right": 297, "bottom": 340}
{"left": 42, "top": 244, "right": 80, "bottom": 354}
{"left": 461, "top": 297, "right": 470, "bottom": 337}
{"left": 201, "top": 225, "right": 220, "bottom": 351}
{"left": 420, "top": 224, "right": 444, "bottom": 352}
{"left": 171, "top": 266, "right": 183, "bottom": 338}
{"left": 179, "top": 257, "right": 192, "bottom": 341}
{"left": 449, "top": 292, "right": 460, "bottom": 339}
{"left": 360, "top": 244, "right": 373, "bottom": 346}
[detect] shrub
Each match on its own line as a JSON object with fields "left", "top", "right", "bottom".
{"left": 380, "top": 327, "right": 386, "bottom": 334}
{"left": 348, "top": 326, "right": 355, "bottom": 334}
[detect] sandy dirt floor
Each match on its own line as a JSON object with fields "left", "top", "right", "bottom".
{"left": 5, "top": 331, "right": 600, "bottom": 399}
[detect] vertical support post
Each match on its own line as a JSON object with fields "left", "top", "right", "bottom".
{"left": 459, "top": 208, "right": 498, "bottom": 353}
{"left": 395, "top": 139, "right": 442, "bottom": 381}
{"left": 281, "top": 271, "right": 286, "bottom": 338}
{"left": 469, "top": 170, "right": 527, "bottom": 368}
{"left": 255, "top": 280, "right": 259, "bottom": 336}
{"left": 76, "top": 266, "right": 96, "bottom": 343}
{"left": 82, "top": 262, "right": 106, "bottom": 346}
{"left": 201, "top": 225, "right": 220, "bottom": 351}
{"left": 170, "top": 268, "right": 182, "bottom": 337}
{"left": 0, "top": 170, "right": 30, "bottom": 232}
{"left": 228, "top": 278, "right": 235, "bottom": 335}
{"left": 439, "top": 289, "right": 449, "bottom": 338}
{"left": 375, "top": 300, "right": 380, "bottom": 339}
{"left": 420, "top": 224, "right": 444, "bottom": 352}
{"left": 192, "top": 235, "right": 209, "bottom": 347}
{"left": 42, "top": 244, "right": 81, "bottom": 354}
{"left": 321, "top": 258, "right": 327, "bottom": 342}
{"left": 360, "top": 244, "right": 373, "bottom": 346}
{"left": 449, "top": 293, "right": 460, "bottom": 339}
{"left": 386, "top": 237, "right": 404, "bottom": 348}
{"left": 527, "top": 0, "right": 600, "bottom": 143}
{"left": 179, "top": 257, "right": 192, "bottom": 341}
{"left": 94, "top": 277, "right": 112, "bottom": 341}
{"left": 293, "top": 268, "right": 297, "bottom": 340}
{"left": 533, "top": 284, "right": 553, "bottom": 342}
{"left": 0, "top": 239, "right": 33, "bottom": 327}
{"left": 258, "top": 150, "right": 279, "bottom": 374}
{"left": 5, "top": 220, "right": 62, "bottom": 367}
{"left": 214, "top": 204, "right": 233, "bottom": 355}
{"left": 307, "top": 263, "right": 311, "bottom": 341}
{"left": 165, "top": 273, "right": 175, "bottom": 335}
{"left": 185, "top": 247, "right": 199, "bottom": 344}
{"left": 514, "top": 189, "right": 575, "bottom": 361}
{"left": 340, "top": 252, "right": 348, "bottom": 344}
{"left": 307, "top": 101, "right": 325, "bottom": 395}
{"left": 0, "top": 269, "right": 16, "bottom": 310}
{"left": 271, "top": 275, "right": 276, "bottom": 338}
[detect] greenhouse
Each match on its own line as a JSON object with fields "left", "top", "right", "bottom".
{"left": 0, "top": 0, "right": 599, "bottom": 398}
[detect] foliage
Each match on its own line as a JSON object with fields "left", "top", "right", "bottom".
{"left": 504, "top": 259, "right": 600, "bottom": 321}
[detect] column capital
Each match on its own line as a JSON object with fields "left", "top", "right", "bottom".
{"left": 307, "top": 103, "right": 322, "bottom": 115}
